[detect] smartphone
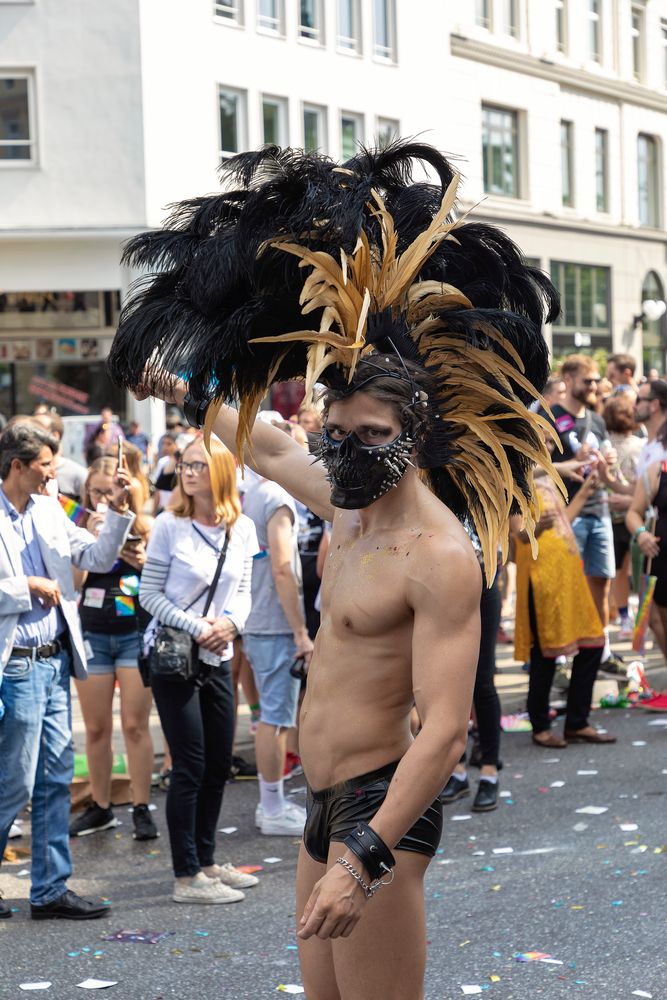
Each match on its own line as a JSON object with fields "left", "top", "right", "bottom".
{"left": 117, "top": 434, "right": 124, "bottom": 469}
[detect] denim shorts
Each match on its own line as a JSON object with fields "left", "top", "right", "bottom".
{"left": 84, "top": 630, "right": 141, "bottom": 675}
{"left": 243, "top": 633, "right": 300, "bottom": 728}
{"left": 571, "top": 514, "right": 615, "bottom": 580}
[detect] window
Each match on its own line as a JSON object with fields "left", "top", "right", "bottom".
{"left": 219, "top": 86, "right": 246, "bottom": 157}
{"left": 299, "top": 0, "right": 324, "bottom": 43}
{"left": 641, "top": 271, "right": 667, "bottom": 374}
{"left": 551, "top": 262, "right": 611, "bottom": 350}
{"left": 262, "top": 95, "right": 288, "bottom": 145}
{"left": 482, "top": 105, "right": 519, "bottom": 198}
{"left": 0, "top": 75, "right": 33, "bottom": 162}
{"left": 377, "top": 117, "right": 399, "bottom": 148}
{"left": 638, "top": 133, "right": 659, "bottom": 227}
{"left": 556, "top": 0, "right": 568, "bottom": 54}
{"left": 588, "top": 0, "right": 601, "bottom": 63}
{"left": 503, "top": 0, "right": 519, "bottom": 38}
{"left": 341, "top": 112, "right": 363, "bottom": 159}
{"left": 475, "top": 0, "right": 491, "bottom": 29}
{"left": 631, "top": 4, "right": 644, "bottom": 82}
{"left": 303, "top": 104, "right": 326, "bottom": 151}
{"left": 214, "top": 0, "right": 243, "bottom": 23}
{"left": 338, "top": 0, "right": 361, "bottom": 53}
{"left": 595, "top": 128, "right": 609, "bottom": 212}
{"left": 373, "top": 0, "right": 396, "bottom": 61}
{"left": 257, "top": 0, "right": 283, "bottom": 34}
{"left": 561, "top": 121, "right": 574, "bottom": 207}
{"left": 662, "top": 21, "right": 667, "bottom": 89}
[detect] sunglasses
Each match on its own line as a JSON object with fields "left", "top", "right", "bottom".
{"left": 582, "top": 377, "right": 601, "bottom": 385}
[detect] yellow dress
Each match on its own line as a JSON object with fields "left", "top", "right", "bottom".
{"left": 514, "top": 479, "right": 604, "bottom": 662}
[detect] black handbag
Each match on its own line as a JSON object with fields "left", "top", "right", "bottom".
{"left": 149, "top": 529, "right": 230, "bottom": 684}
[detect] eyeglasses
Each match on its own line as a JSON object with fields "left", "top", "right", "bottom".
{"left": 636, "top": 396, "right": 653, "bottom": 405}
{"left": 176, "top": 461, "right": 207, "bottom": 476}
{"left": 89, "top": 488, "right": 114, "bottom": 499}
{"left": 582, "top": 377, "right": 601, "bottom": 386}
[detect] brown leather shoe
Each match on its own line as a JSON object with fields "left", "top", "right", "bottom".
{"left": 532, "top": 732, "right": 567, "bottom": 748}
{"left": 564, "top": 728, "right": 617, "bottom": 744}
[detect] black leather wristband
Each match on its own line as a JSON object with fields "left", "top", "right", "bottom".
{"left": 343, "top": 822, "right": 395, "bottom": 882}
{"left": 182, "top": 391, "right": 211, "bottom": 430}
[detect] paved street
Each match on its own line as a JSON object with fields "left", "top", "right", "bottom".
{"left": 2, "top": 632, "right": 667, "bottom": 999}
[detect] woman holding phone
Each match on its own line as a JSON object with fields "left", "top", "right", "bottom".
{"left": 70, "top": 455, "right": 158, "bottom": 840}
{"left": 139, "top": 434, "right": 260, "bottom": 905}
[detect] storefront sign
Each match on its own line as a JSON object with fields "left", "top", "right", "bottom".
{"left": 28, "top": 375, "right": 90, "bottom": 414}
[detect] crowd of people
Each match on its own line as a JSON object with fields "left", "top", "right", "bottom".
{"left": 1, "top": 350, "right": 665, "bottom": 925}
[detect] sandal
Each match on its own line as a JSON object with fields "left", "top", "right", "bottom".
{"left": 532, "top": 732, "right": 567, "bottom": 749}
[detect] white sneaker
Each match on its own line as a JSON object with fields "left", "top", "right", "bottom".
{"left": 255, "top": 803, "right": 263, "bottom": 828}
{"left": 260, "top": 802, "right": 306, "bottom": 837}
{"left": 207, "top": 862, "right": 259, "bottom": 889}
{"left": 172, "top": 871, "right": 244, "bottom": 904}
{"left": 8, "top": 821, "right": 22, "bottom": 839}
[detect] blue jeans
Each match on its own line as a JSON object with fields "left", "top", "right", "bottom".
{"left": 0, "top": 650, "right": 74, "bottom": 905}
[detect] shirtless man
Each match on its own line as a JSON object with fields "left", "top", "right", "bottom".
{"left": 112, "top": 140, "right": 557, "bottom": 998}
{"left": 135, "top": 369, "right": 481, "bottom": 999}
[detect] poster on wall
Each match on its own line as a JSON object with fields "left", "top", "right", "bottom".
{"left": 36, "top": 340, "right": 54, "bottom": 361}
{"left": 12, "top": 341, "right": 32, "bottom": 361}
{"left": 80, "top": 338, "right": 99, "bottom": 359}
{"left": 56, "top": 338, "right": 78, "bottom": 359}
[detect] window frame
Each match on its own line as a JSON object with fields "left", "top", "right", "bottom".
{"left": 340, "top": 110, "right": 364, "bottom": 160}
{"left": 337, "top": 0, "right": 362, "bottom": 55}
{"left": 630, "top": 3, "right": 645, "bottom": 83}
{"left": 502, "top": 0, "right": 519, "bottom": 39}
{"left": 303, "top": 103, "right": 327, "bottom": 152}
{"left": 550, "top": 260, "right": 612, "bottom": 351}
{"left": 481, "top": 103, "right": 521, "bottom": 200}
{"left": 594, "top": 127, "right": 609, "bottom": 213}
{"left": 213, "top": 0, "right": 244, "bottom": 25}
{"left": 298, "top": 0, "right": 325, "bottom": 45}
{"left": 662, "top": 20, "right": 667, "bottom": 89}
{"left": 560, "top": 119, "right": 574, "bottom": 208}
{"left": 475, "top": 0, "right": 491, "bottom": 30}
{"left": 261, "top": 93, "right": 289, "bottom": 146}
{"left": 218, "top": 85, "right": 247, "bottom": 159}
{"left": 555, "top": 0, "right": 568, "bottom": 55}
{"left": 376, "top": 117, "right": 399, "bottom": 148}
{"left": 638, "top": 132, "right": 660, "bottom": 228}
{"left": 256, "top": 0, "right": 285, "bottom": 36}
{"left": 588, "top": 0, "right": 602, "bottom": 64}
{"left": 373, "top": 0, "right": 397, "bottom": 62}
{"left": 0, "top": 71, "right": 36, "bottom": 166}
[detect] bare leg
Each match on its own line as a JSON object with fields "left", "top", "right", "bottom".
{"left": 652, "top": 604, "right": 667, "bottom": 660}
{"left": 296, "top": 845, "right": 340, "bottom": 1000}
{"left": 74, "top": 675, "right": 116, "bottom": 807}
{"left": 330, "top": 845, "right": 430, "bottom": 1000}
{"left": 255, "top": 722, "right": 287, "bottom": 782}
{"left": 117, "top": 668, "right": 154, "bottom": 804}
{"left": 612, "top": 552, "right": 631, "bottom": 616}
{"left": 586, "top": 576, "right": 610, "bottom": 628}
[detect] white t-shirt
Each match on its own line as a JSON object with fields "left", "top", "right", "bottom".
{"left": 143, "top": 511, "right": 259, "bottom": 662}
{"left": 636, "top": 438, "right": 667, "bottom": 478}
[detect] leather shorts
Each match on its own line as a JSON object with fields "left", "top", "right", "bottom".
{"left": 303, "top": 760, "right": 443, "bottom": 864}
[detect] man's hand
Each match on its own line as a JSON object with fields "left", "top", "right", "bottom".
{"left": 298, "top": 859, "right": 369, "bottom": 941}
{"left": 28, "top": 577, "right": 61, "bottom": 607}
{"left": 556, "top": 458, "right": 589, "bottom": 483}
{"left": 197, "top": 616, "right": 236, "bottom": 654}
{"left": 293, "top": 627, "right": 314, "bottom": 667}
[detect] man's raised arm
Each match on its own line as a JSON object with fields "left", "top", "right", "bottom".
{"left": 136, "top": 378, "right": 334, "bottom": 521}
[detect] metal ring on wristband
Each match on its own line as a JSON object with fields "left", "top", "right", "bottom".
{"left": 335, "top": 857, "right": 395, "bottom": 899}
{"left": 343, "top": 822, "right": 396, "bottom": 883}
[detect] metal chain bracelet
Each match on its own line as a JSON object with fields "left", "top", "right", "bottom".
{"left": 336, "top": 857, "right": 395, "bottom": 899}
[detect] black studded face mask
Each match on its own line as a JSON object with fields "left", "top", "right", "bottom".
{"left": 317, "top": 428, "right": 414, "bottom": 510}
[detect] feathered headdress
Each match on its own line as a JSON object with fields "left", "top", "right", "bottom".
{"left": 108, "top": 141, "right": 562, "bottom": 578}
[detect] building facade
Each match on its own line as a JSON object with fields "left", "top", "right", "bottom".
{"left": 1, "top": 0, "right": 667, "bottom": 437}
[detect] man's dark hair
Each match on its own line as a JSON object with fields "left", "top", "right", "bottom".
{"left": 321, "top": 355, "right": 434, "bottom": 447}
{"left": 649, "top": 379, "right": 667, "bottom": 411}
{"left": 0, "top": 424, "right": 58, "bottom": 480}
{"left": 608, "top": 352, "right": 637, "bottom": 376}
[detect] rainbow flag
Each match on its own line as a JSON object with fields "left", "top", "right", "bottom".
{"left": 632, "top": 575, "right": 657, "bottom": 655}
{"left": 58, "top": 493, "right": 88, "bottom": 527}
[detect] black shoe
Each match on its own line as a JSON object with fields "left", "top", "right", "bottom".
{"left": 0, "top": 893, "right": 12, "bottom": 919}
{"left": 30, "top": 889, "right": 110, "bottom": 921}
{"left": 438, "top": 774, "right": 470, "bottom": 804}
{"left": 598, "top": 654, "right": 627, "bottom": 680}
{"left": 472, "top": 778, "right": 498, "bottom": 812}
{"left": 69, "top": 802, "right": 118, "bottom": 837}
{"left": 229, "top": 755, "right": 257, "bottom": 780}
{"left": 132, "top": 803, "right": 159, "bottom": 841}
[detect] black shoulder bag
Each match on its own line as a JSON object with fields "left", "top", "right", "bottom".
{"left": 149, "top": 529, "right": 231, "bottom": 686}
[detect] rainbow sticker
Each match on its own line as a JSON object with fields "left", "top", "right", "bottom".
{"left": 119, "top": 575, "right": 140, "bottom": 596}
{"left": 114, "top": 595, "right": 135, "bottom": 617}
